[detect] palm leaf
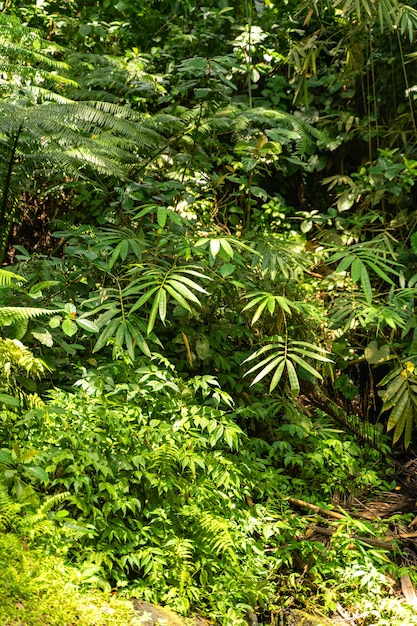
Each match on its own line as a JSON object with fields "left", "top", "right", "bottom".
{"left": 244, "top": 337, "right": 332, "bottom": 395}
{"left": 166, "top": 279, "right": 202, "bottom": 306}
{"left": 286, "top": 358, "right": 300, "bottom": 398}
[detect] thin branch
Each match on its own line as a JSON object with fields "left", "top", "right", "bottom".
{"left": 287, "top": 497, "right": 346, "bottom": 520}
{"left": 309, "top": 525, "right": 396, "bottom": 550}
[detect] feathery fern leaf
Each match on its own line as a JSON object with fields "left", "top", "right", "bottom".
{"left": 0, "top": 338, "right": 47, "bottom": 377}
{"left": 0, "top": 307, "right": 59, "bottom": 328}
{"left": 0, "top": 268, "right": 25, "bottom": 287}
{"left": 21, "top": 491, "right": 70, "bottom": 538}
{"left": 0, "top": 13, "right": 180, "bottom": 262}
{"left": 199, "top": 512, "right": 238, "bottom": 563}
{"left": 0, "top": 486, "right": 21, "bottom": 530}
{"left": 244, "top": 107, "right": 329, "bottom": 156}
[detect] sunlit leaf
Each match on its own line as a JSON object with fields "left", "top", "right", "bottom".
{"left": 170, "top": 274, "right": 209, "bottom": 294}
{"left": 158, "top": 287, "right": 167, "bottom": 323}
{"left": 76, "top": 318, "right": 99, "bottom": 333}
{"left": 62, "top": 319, "right": 77, "bottom": 337}
{"left": 167, "top": 279, "right": 202, "bottom": 305}
{"left": 165, "top": 284, "right": 192, "bottom": 311}
{"left": 147, "top": 291, "right": 160, "bottom": 334}
{"left": 210, "top": 239, "right": 221, "bottom": 258}
{"left": 286, "top": 359, "right": 300, "bottom": 397}
{"left": 250, "top": 356, "right": 284, "bottom": 386}
{"left": 269, "top": 359, "right": 286, "bottom": 391}
{"left": 32, "top": 330, "right": 54, "bottom": 347}
{"left": 220, "top": 239, "right": 234, "bottom": 258}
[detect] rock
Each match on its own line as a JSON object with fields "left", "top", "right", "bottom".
{"left": 132, "top": 601, "right": 188, "bottom": 625}
{"left": 132, "top": 601, "right": 210, "bottom": 625}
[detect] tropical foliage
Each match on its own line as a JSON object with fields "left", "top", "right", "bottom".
{"left": 2, "top": 1, "right": 417, "bottom": 624}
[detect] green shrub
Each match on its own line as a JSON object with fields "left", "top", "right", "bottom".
{"left": 4, "top": 357, "right": 402, "bottom": 624}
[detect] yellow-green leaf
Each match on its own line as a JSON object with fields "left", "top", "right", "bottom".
{"left": 251, "top": 300, "right": 269, "bottom": 325}
{"left": 62, "top": 319, "right": 77, "bottom": 337}
{"left": 147, "top": 291, "right": 160, "bottom": 335}
{"left": 269, "top": 359, "right": 286, "bottom": 392}
{"left": 360, "top": 265, "right": 372, "bottom": 304}
{"left": 219, "top": 239, "right": 234, "bottom": 258}
{"left": 158, "top": 287, "right": 167, "bottom": 323}
{"left": 387, "top": 387, "right": 409, "bottom": 431}
{"left": 210, "top": 239, "right": 221, "bottom": 258}
{"left": 286, "top": 358, "right": 300, "bottom": 398}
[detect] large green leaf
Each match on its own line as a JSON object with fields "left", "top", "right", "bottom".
{"left": 0, "top": 393, "right": 20, "bottom": 408}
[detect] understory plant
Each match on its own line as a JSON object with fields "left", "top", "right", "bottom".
{"left": 0, "top": 354, "right": 404, "bottom": 624}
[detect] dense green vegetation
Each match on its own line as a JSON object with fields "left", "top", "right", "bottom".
{"left": 3, "top": 0, "right": 417, "bottom": 624}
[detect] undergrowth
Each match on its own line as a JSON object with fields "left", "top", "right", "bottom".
{"left": 0, "top": 533, "right": 143, "bottom": 626}
{"left": 1, "top": 359, "right": 416, "bottom": 625}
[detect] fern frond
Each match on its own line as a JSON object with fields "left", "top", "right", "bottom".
{"left": 245, "top": 107, "right": 329, "bottom": 156}
{"left": 64, "top": 51, "right": 163, "bottom": 103}
{"left": 0, "top": 13, "right": 183, "bottom": 263}
{"left": 0, "top": 307, "right": 59, "bottom": 328}
{"left": 148, "top": 445, "right": 182, "bottom": 472}
{"left": 25, "top": 491, "right": 70, "bottom": 528}
{"left": 0, "top": 486, "right": 21, "bottom": 530}
{"left": 0, "top": 14, "right": 76, "bottom": 99}
{"left": 199, "top": 512, "right": 238, "bottom": 563}
{"left": 0, "top": 268, "right": 25, "bottom": 287}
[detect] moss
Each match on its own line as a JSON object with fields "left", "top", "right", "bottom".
{"left": 0, "top": 533, "right": 142, "bottom": 625}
